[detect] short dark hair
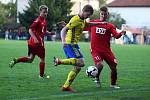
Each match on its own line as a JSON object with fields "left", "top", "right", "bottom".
{"left": 39, "top": 5, "right": 48, "bottom": 11}
{"left": 100, "top": 6, "right": 108, "bottom": 12}
{"left": 82, "top": 5, "right": 94, "bottom": 15}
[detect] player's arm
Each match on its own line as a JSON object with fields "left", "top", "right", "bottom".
{"left": 46, "top": 30, "right": 55, "bottom": 35}
{"left": 61, "top": 26, "right": 68, "bottom": 47}
{"left": 29, "top": 19, "right": 39, "bottom": 43}
{"left": 61, "top": 16, "right": 80, "bottom": 46}
{"left": 87, "top": 21, "right": 107, "bottom": 26}
{"left": 85, "top": 21, "right": 107, "bottom": 27}
{"left": 57, "top": 21, "right": 66, "bottom": 28}
{"left": 111, "top": 25, "right": 126, "bottom": 39}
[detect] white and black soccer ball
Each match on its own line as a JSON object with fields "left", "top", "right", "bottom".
{"left": 86, "top": 66, "right": 98, "bottom": 78}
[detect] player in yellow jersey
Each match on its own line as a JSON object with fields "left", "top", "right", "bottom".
{"left": 54, "top": 5, "right": 94, "bottom": 92}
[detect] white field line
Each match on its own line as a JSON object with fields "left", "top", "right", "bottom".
{"left": 11, "top": 87, "right": 150, "bottom": 100}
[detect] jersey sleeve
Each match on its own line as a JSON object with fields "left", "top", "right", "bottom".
{"left": 29, "top": 18, "right": 39, "bottom": 33}
{"left": 110, "top": 24, "right": 122, "bottom": 39}
{"left": 66, "top": 16, "right": 81, "bottom": 29}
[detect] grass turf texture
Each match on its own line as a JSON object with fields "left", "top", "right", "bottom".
{"left": 0, "top": 39, "right": 150, "bottom": 100}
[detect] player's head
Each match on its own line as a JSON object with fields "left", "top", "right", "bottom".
{"left": 39, "top": 5, "right": 48, "bottom": 18}
{"left": 82, "top": 5, "right": 94, "bottom": 19}
{"left": 99, "top": 6, "right": 109, "bottom": 21}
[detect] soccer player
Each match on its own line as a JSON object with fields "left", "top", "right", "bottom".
{"left": 9, "top": 5, "right": 54, "bottom": 78}
{"left": 85, "top": 6, "right": 126, "bottom": 88}
{"left": 54, "top": 5, "right": 94, "bottom": 92}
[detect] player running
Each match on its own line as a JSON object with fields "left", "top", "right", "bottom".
{"left": 53, "top": 5, "right": 94, "bottom": 92}
{"left": 85, "top": 6, "right": 126, "bottom": 89}
{"left": 9, "top": 5, "right": 54, "bottom": 78}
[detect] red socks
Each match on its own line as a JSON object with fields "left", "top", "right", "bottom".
{"left": 17, "top": 57, "right": 29, "bottom": 63}
{"left": 111, "top": 70, "right": 117, "bottom": 85}
{"left": 39, "top": 62, "right": 45, "bottom": 77}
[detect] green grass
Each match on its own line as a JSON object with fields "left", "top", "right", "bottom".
{"left": 0, "top": 39, "right": 150, "bottom": 100}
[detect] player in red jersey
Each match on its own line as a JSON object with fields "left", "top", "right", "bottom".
{"left": 85, "top": 6, "right": 126, "bottom": 88}
{"left": 9, "top": 5, "right": 54, "bottom": 78}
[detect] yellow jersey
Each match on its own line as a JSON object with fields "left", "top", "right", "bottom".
{"left": 66, "top": 15, "right": 86, "bottom": 44}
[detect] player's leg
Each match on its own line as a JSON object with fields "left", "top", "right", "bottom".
{"left": 59, "top": 44, "right": 84, "bottom": 92}
{"left": 54, "top": 44, "right": 83, "bottom": 66}
{"left": 62, "top": 58, "right": 84, "bottom": 92}
{"left": 95, "top": 61, "right": 103, "bottom": 87}
{"left": 91, "top": 51, "right": 104, "bottom": 87}
{"left": 9, "top": 55, "right": 35, "bottom": 68}
{"left": 54, "top": 57, "right": 78, "bottom": 66}
{"left": 9, "top": 45, "right": 35, "bottom": 68}
{"left": 104, "top": 52, "right": 120, "bottom": 89}
{"left": 37, "top": 46, "right": 48, "bottom": 78}
{"left": 39, "top": 57, "right": 48, "bottom": 78}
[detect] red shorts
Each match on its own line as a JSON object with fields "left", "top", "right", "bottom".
{"left": 91, "top": 51, "right": 118, "bottom": 67}
{"left": 28, "top": 45, "right": 45, "bottom": 58}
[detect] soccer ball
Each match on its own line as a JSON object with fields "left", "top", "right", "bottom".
{"left": 86, "top": 66, "right": 98, "bottom": 78}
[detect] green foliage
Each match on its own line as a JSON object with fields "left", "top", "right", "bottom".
{"left": 0, "top": 2, "right": 8, "bottom": 27}
{"left": 90, "top": 10, "right": 126, "bottom": 29}
{"left": 98, "top": 0, "right": 106, "bottom": 7}
{"left": 109, "top": 12, "right": 126, "bottom": 29}
{"left": 19, "top": 0, "right": 73, "bottom": 30}
{"left": 90, "top": 10, "right": 100, "bottom": 20}
{"left": 0, "top": 1, "right": 17, "bottom": 29}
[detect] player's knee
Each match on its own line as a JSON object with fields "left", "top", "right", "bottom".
{"left": 110, "top": 65, "right": 117, "bottom": 71}
{"left": 40, "top": 58, "right": 45, "bottom": 63}
{"left": 75, "top": 66, "right": 81, "bottom": 72}
{"left": 109, "top": 61, "right": 117, "bottom": 70}
{"left": 79, "top": 60, "right": 85, "bottom": 67}
{"left": 96, "top": 61, "right": 103, "bottom": 67}
{"left": 79, "top": 63, "right": 85, "bottom": 67}
{"left": 76, "top": 59, "right": 85, "bottom": 67}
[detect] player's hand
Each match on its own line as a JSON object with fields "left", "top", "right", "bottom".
{"left": 121, "top": 30, "right": 126, "bottom": 35}
{"left": 57, "top": 21, "right": 66, "bottom": 27}
{"left": 50, "top": 32, "right": 55, "bottom": 35}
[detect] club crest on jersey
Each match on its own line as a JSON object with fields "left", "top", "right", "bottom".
{"left": 96, "top": 27, "right": 106, "bottom": 34}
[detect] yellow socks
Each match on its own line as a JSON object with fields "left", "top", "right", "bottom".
{"left": 60, "top": 58, "right": 78, "bottom": 65}
{"left": 63, "top": 70, "right": 77, "bottom": 88}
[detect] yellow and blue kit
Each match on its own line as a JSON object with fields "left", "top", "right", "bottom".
{"left": 64, "top": 15, "right": 86, "bottom": 58}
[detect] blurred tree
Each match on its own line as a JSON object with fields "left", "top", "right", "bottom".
{"left": 0, "top": 2, "right": 16, "bottom": 27}
{"left": 109, "top": 13, "right": 126, "bottom": 29}
{"left": 98, "top": 0, "right": 106, "bottom": 7}
{"left": 0, "top": 2, "right": 8, "bottom": 28}
{"left": 19, "top": 0, "right": 73, "bottom": 30}
{"left": 90, "top": 10, "right": 100, "bottom": 20}
{"left": 5, "top": 2, "right": 17, "bottom": 23}
{"left": 0, "top": 1, "right": 17, "bottom": 30}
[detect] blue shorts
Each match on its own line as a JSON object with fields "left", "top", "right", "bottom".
{"left": 63, "top": 44, "right": 83, "bottom": 59}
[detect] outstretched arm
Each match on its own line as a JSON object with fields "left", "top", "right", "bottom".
{"left": 57, "top": 21, "right": 66, "bottom": 28}
{"left": 85, "top": 21, "right": 107, "bottom": 27}
{"left": 46, "top": 30, "right": 55, "bottom": 35}
{"left": 88, "top": 21, "right": 107, "bottom": 26}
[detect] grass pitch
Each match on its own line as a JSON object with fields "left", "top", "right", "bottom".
{"left": 0, "top": 39, "right": 150, "bottom": 100}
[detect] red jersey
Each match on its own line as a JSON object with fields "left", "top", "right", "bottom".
{"left": 28, "top": 16, "right": 47, "bottom": 47}
{"left": 86, "top": 19, "right": 122, "bottom": 52}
